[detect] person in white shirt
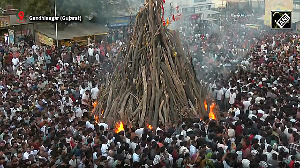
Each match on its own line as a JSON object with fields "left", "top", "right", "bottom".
{"left": 132, "top": 147, "right": 141, "bottom": 162}
{"left": 11, "top": 56, "right": 19, "bottom": 71}
{"left": 229, "top": 89, "right": 236, "bottom": 105}
{"left": 80, "top": 85, "right": 86, "bottom": 96}
{"left": 86, "top": 121, "right": 94, "bottom": 130}
{"left": 88, "top": 46, "right": 94, "bottom": 57}
{"left": 75, "top": 104, "right": 83, "bottom": 118}
{"left": 101, "top": 141, "right": 109, "bottom": 157}
{"left": 95, "top": 51, "right": 100, "bottom": 64}
{"left": 189, "top": 141, "right": 197, "bottom": 156}
{"left": 98, "top": 122, "right": 108, "bottom": 131}
{"left": 242, "top": 98, "right": 251, "bottom": 112}
{"left": 135, "top": 128, "right": 144, "bottom": 138}
{"left": 81, "top": 90, "right": 90, "bottom": 106}
{"left": 224, "top": 88, "right": 231, "bottom": 110}
{"left": 91, "top": 84, "right": 99, "bottom": 101}
{"left": 216, "top": 88, "right": 224, "bottom": 111}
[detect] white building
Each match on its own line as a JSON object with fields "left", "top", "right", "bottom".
{"left": 166, "top": 0, "right": 220, "bottom": 21}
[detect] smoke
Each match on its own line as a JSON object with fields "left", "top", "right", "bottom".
{"left": 170, "top": 3, "right": 268, "bottom": 87}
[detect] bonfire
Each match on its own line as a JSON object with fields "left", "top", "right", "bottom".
{"left": 147, "top": 124, "right": 153, "bottom": 130}
{"left": 94, "top": 0, "right": 212, "bottom": 127}
{"left": 115, "top": 122, "right": 125, "bottom": 133}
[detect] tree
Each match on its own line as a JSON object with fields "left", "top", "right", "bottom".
{"left": 1, "top": 0, "right": 131, "bottom": 28}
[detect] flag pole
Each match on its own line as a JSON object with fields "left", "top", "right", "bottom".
{"left": 55, "top": 0, "right": 58, "bottom": 47}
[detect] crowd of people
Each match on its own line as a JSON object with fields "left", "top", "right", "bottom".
{"left": 0, "top": 14, "right": 299, "bottom": 168}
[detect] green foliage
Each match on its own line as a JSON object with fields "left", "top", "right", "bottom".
{"left": 1, "top": 0, "right": 130, "bottom": 20}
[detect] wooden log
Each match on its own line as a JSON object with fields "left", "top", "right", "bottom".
{"left": 158, "top": 99, "right": 165, "bottom": 124}
{"left": 139, "top": 66, "right": 148, "bottom": 126}
{"left": 152, "top": 88, "right": 163, "bottom": 127}
{"left": 118, "top": 92, "right": 131, "bottom": 121}
{"left": 103, "top": 87, "right": 113, "bottom": 118}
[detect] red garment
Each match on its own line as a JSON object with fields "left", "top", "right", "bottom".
{"left": 248, "top": 134, "right": 254, "bottom": 141}
{"left": 172, "top": 150, "right": 179, "bottom": 161}
{"left": 32, "top": 141, "right": 41, "bottom": 150}
{"left": 235, "top": 125, "right": 243, "bottom": 137}
{"left": 46, "top": 49, "right": 51, "bottom": 55}
{"left": 70, "top": 139, "right": 76, "bottom": 149}
{"left": 70, "top": 95, "right": 75, "bottom": 102}
{"left": 289, "top": 160, "right": 295, "bottom": 168}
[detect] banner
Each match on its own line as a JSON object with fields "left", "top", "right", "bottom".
{"left": 0, "top": 16, "right": 10, "bottom": 27}
{"left": 108, "top": 16, "right": 135, "bottom": 28}
{"left": 36, "top": 32, "right": 53, "bottom": 46}
{"left": 264, "top": 0, "right": 293, "bottom": 26}
{"left": 8, "top": 29, "right": 14, "bottom": 44}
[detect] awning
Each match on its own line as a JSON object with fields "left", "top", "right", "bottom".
{"left": 0, "top": 15, "right": 33, "bottom": 29}
{"left": 9, "top": 15, "right": 33, "bottom": 26}
{"left": 36, "top": 23, "right": 109, "bottom": 40}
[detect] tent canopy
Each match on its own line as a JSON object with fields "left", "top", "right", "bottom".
{"left": 36, "top": 23, "right": 109, "bottom": 40}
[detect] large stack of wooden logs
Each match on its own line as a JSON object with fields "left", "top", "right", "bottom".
{"left": 95, "top": 0, "right": 209, "bottom": 127}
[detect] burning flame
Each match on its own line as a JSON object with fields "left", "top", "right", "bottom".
{"left": 204, "top": 100, "right": 208, "bottom": 111}
{"left": 209, "top": 103, "right": 216, "bottom": 120}
{"left": 94, "top": 115, "right": 99, "bottom": 124}
{"left": 92, "top": 101, "right": 97, "bottom": 109}
{"left": 147, "top": 124, "right": 153, "bottom": 130}
{"left": 101, "top": 110, "right": 104, "bottom": 115}
{"left": 115, "top": 122, "right": 124, "bottom": 133}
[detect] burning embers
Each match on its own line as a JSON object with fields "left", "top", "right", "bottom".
{"left": 92, "top": 101, "right": 99, "bottom": 124}
{"left": 204, "top": 100, "right": 217, "bottom": 120}
{"left": 147, "top": 124, "right": 153, "bottom": 130}
{"left": 209, "top": 103, "right": 216, "bottom": 120}
{"left": 115, "top": 122, "right": 124, "bottom": 133}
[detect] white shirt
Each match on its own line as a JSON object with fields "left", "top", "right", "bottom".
{"left": 243, "top": 101, "right": 251, "bottom": 112}
{"left": 189, "top": 145, "right": 197, "bottom": 156}
{"left": 91, "top": 87, "right": 99, "bottom": 100}
{"left": 225, "top": 89, "right": 231, "bottom": 98}
{"left": 229, "top": 92, "right": 236, "bottom": 104}
{"left": 22, "top": 151, "right": 30, "bottom": 160}
{"left": 75, "top": 107, "right": 83, "bottom": 118}
{"left": 135, "top": 128, "right": 144, "bottom": 138}
{"left": 82, "top": 93, "right": 89, "bottom": 105}
{"left": 12, "top": 57, "right": 19, "bottom": 66}
{"left": 95, "top": 53, "right": 99, "bottom": 62}
{"left": 234, "top": 109, "right": 240, "bottom": 119}
{"left": 132, "top": 153, "right": 140, "bottom": 162}
{"left": 255, "top": 97, "right": 265, "bottom": 104}
{"left": 216, "top": 89, "right": 224, "bottom": 100}
{"left": 101, "top": 144, "right": 108, "bottom": 157}
{"left": 80, "top": 88, "right": 86, "bottom": 96}
{"left": 88, "top": 48, "right": 94, "bottom": 56}
{"left": 257, "top": 109, "right": 265, "bottom": 115}
{"left": 98, "top": 123, "right": 108, "bottom": 131}
{"left": 86, "top": 121, "right": 94, "bottom": 130}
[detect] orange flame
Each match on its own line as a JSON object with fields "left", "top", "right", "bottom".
{"left": 147, "top": 124, "right": 153, "bottom": 130}
{"left": 115, "top": 122, "right": 124, "bottom": 133}
{"left": 101, "top": 110, "right": 104, "bottom": 115}
{"left": 209, "top": 103, "right": 216, "bottom": 120}
{"left": 93, "top": 101, "right": 97, "bottom": 109}
{"left": 94, "top": 115, "right": 99, "bottom": 124}
{"left": 204, "top": 100, "right": 208, "bottom": 111}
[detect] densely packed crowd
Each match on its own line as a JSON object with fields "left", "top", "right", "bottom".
{"left": 0, "top": 15, "right": 299, "bottom": 168}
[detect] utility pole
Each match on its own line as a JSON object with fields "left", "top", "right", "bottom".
{"left": 55, "top": 0, "right": 58, "bottom": 47}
